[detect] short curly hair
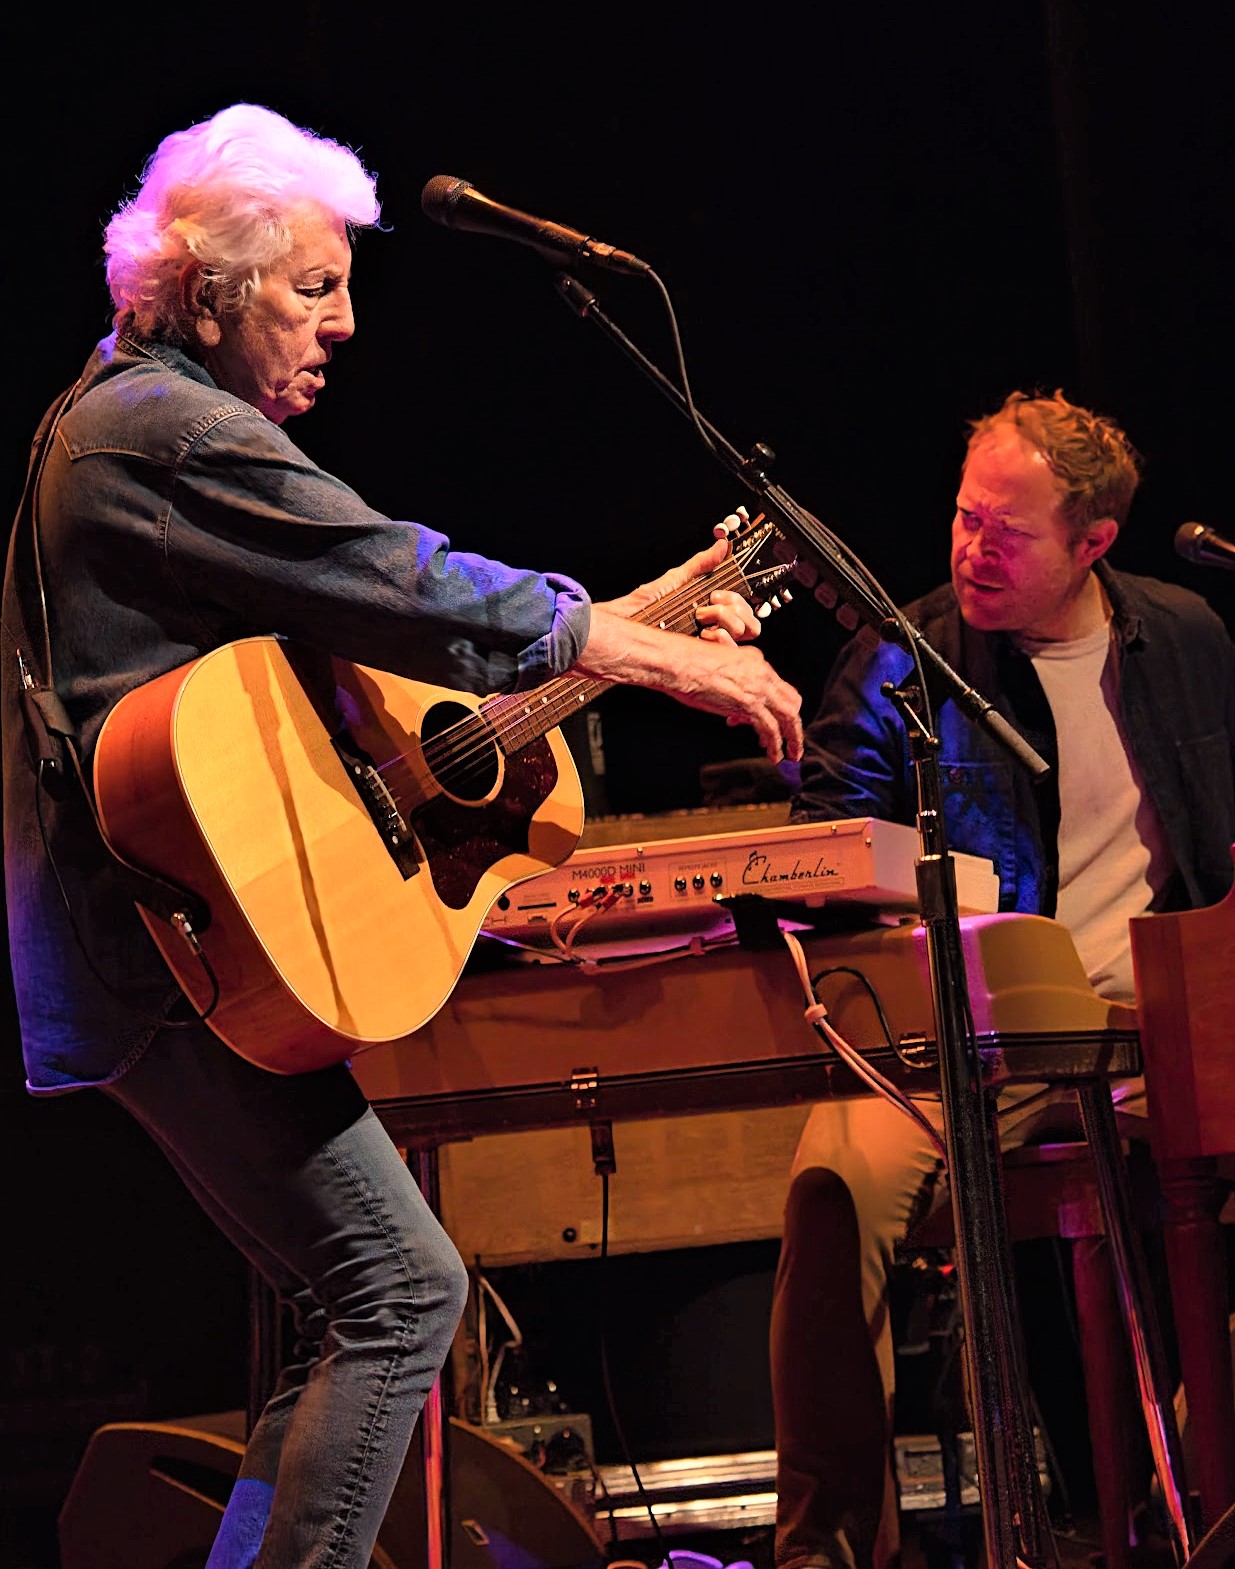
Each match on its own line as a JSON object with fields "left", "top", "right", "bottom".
{"left": 966, "top": 390, "right": 1142, "bottom": 536}
{"left": 103, "top": 103, "right": 382, "bottom": 346}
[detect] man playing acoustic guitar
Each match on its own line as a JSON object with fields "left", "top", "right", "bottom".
{"left": 0, "top": 102, "right": 802, "bottom": 1569}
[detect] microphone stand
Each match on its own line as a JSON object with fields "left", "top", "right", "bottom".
{"left": 552, "top": 273, "right": 1055, "bottom": 1567}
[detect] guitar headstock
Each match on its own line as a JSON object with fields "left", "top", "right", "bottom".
{"left": 718, "top": 507, "right": 798, "bottom": 619}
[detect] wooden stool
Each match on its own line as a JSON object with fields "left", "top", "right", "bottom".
{"left": 907, "top": 1139, "right": 1149, "bottom": 1569}
{"left": 1130, "top": 878, "right": 1235, "bottom": 1533}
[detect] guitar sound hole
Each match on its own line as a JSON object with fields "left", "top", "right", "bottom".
{"left": 421, "top": 700, "right": 500, "bottom": 803}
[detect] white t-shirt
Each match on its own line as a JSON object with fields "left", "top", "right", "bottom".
{"left": 1017, "top": 620, "right": 1175, "bottom": 1002}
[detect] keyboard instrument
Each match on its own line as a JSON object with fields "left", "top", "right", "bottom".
{"left": 481, "top": 811, "right": 1001, "bottom": 955}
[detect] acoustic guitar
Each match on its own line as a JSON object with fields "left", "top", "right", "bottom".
{"left": 92, "top": 518, "right": 792, "bottom": 1073}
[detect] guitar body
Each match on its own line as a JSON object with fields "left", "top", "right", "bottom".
{"left": 93, "top": 636, "right": 584, "bottom": 1073}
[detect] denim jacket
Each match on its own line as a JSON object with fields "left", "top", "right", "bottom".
{"left": 3, "top": 333, "right": 593, "bottom": 1091}
{"left": 790, "top": 563, "right": 1235, "bottom": 916}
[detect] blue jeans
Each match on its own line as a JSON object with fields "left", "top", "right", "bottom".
{"left": 104, "top": 1019, "right": 469, "bottom": 1568}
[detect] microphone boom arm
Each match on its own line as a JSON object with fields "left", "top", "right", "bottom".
{"left": 554, "top": 273, "right": 1049, "bottom": 779}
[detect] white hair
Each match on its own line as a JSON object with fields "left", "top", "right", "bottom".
{"left": 104, "top": 103, "right": 381, "bottom": 342}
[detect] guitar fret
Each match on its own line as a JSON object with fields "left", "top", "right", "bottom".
{"left": 479, "top": 549, "right": 759, "bottom": 755}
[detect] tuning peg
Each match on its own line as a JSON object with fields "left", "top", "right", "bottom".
{"left": 781, "top": 587, "right": 793, "bottom": 604}
{"left": 717, "top": 503, "right": 751, "bottom": 539}
{"left": 741, "top": 443, "right": 776, "bottom": 487}
{"left": 756, "top": 602, "right": 773, "bottom": 619}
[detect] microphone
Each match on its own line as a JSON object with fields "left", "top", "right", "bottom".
{"left": 420, "top": 176, "right": 651, "bottom": 276}
{"left": 1175, "top": 521, "right": 1235, "bottom": 571}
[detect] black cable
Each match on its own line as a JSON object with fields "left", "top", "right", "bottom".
{"left": 593, "top": 1164, "right": 673, "bottom": 1566}
{"left": 646, "top": 268, "right": 718, "bottom": 466}
{"left": 560, "top": 268, "right": 934, "bottom": 742}
{"left": 810, "top": 963, "right": 935, "bottom": 1071}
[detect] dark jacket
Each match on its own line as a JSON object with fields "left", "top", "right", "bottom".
{"left": 790, "top": 562, "right": 1235, "bottom": 916}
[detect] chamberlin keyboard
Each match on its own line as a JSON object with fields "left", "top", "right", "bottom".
{"left": 480, "top": 815, "right": 1001, "bottom": 953}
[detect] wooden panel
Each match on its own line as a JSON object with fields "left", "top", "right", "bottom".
{"left": 354, "top": 913, "right": 1135, "bottom": 1123}
{"left": 1130, "top": 865, "right": 1235, "bottom": 1162}
{"left": 434, "top": 1104, "right": 812, "bottom": 1265}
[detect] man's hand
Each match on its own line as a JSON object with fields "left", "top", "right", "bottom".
{"left": 595, "top": 513, "right": 760, "bottom": 646}
{"left": 575, "top": 517, "right": 803, "bottom": 763}
{"left": 576, "top": 608, "right": 803, "bottom": 762}
{"left": 577, "top": 508, "right": 803, "bottom": 762}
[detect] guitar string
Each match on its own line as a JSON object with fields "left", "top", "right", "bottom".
{"left": 370, "top": 531, "right": 783, "bottom": 807}
{"left": 390, "top": 569, "right": 738, "bottom": 806}
{"left": 389, "top": 552, "right": 754, "bottom": 799}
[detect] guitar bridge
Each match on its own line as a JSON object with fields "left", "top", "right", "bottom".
{"left": 332, "top": 735, "right": 421, "bottom": 880}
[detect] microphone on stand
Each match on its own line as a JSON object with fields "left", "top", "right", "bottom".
{"left": 420, "top": 176, "right": 651, "bottom": 276}
{"left": 1174, "top": 522, "right": 1235, "bottom": 571}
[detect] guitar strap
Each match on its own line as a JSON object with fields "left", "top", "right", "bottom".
{"left": 9, "top": 383, "right": 79, "bottom": 783}
{"left": 8, "top": 382, "right": 211, "bottom": 931}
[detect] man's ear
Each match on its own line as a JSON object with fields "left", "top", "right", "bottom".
{"left": 181, "top": 266, "right": 221, "bottom": 348}
{"left": 1076, "top": 516, "right": 1119, "bottom": 568}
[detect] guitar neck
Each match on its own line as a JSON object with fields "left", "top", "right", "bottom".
{"left": 480, "top": 554, "right": 750, "bottom": 755}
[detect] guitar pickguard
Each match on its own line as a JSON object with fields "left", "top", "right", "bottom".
{"left": 412, "top": 737, "right": 559, "bottom": 910}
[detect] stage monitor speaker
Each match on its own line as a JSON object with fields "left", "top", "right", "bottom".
{"left": 58, "top": 1411, "right": 603, "bottom": 1569}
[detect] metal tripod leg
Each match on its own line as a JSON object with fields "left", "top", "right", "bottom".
{"left": 1076, "top": 1079, "right": 1192, "bottom": 1565}
{"left": 408, "top": 1144, "right": 450, "bottom": 1569}
{"left": 938, "top": 1064, "right": 1058, "bottom": 1569}
{"left": 920, "top": 880, "right": 1059, "bottom": 1568}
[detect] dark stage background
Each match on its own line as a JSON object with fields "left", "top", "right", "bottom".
{"left": 1, "top": 4, "right": 1231, "bottom": 1563}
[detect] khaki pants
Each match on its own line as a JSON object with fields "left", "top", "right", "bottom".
{"left": 770, "top": 1079, "right": 1147, "bottom": 1569}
